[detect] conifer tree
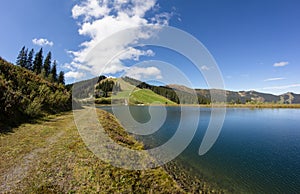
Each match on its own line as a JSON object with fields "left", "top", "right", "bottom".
{"left": 43, "top": 52, "right": 51, "bottom": 77}
{"left": 23, "top": 48, "right": 28, "bottom": 68}
{"left": 58, "top": 71, "right": 65, "bottom": 85}
{"left": 50, "top": 60, "right": 57, "bottom": 82}
{"left": 33, "top": 48, "right": 43, "bottom": 74}
{"left": 16, "top": 46, "right": 28, "bottom": 67}
{"left": 26, "top": 49, "right": 34, "bottom": 70}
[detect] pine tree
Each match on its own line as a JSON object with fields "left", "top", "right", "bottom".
{"left": 23, "top": 48, "right": 28, "bottom": 68}
{"left": 50, "top": 60, "right": 57, "bottom": 82}
{"left": 33, "top": 48, "right": 43, "bottom": 74}
{"left": 43, "top": 52, "right": 51, "bottom": 77}
{"left": 26, "top": 49, "right": 34, "bottom": 70}
{"left": 58, "top": 71, "right": 65, "bottom": 85}
{"left": 16, "top": 46, "right": 28, "bottom": 67}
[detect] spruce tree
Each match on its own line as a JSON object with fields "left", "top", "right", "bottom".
{"left": 50, "top": 60, "right": 57, "bottom": 82}
{"left": 26, "top": 49, "right": 34, "bottom": 70}
{"left": 16, "top": 46, "right": 27, "bottom": 67}
{"left": 16, "top": 46, "right": 24, "bottom": 66}
{"left": 43, "top": 52, "right": 51, "bottom": 77}
{"left": 23, "top": 48, "right": 28, "bottom": 68}
{"left": 58, "top": 71, "right": 65, "bottom": 85}
{"left": 33, "top": 48, "right": 43, "bottom": 74}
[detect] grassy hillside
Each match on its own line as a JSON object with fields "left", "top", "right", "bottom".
{"left": 95, "top": 77, "right": 176, "bottom": 105}
{"left": 117, "top": 78, "right": 176, "bottom": 105}
{"left": 0, "top": 57, "right": 71, "bottom": 130}
{"left": 129, "top": 89, "right": 176, "bottom": 105}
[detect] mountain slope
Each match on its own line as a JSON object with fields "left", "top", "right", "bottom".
{"left": 124, "top": 78, "right": 299, "bottom": 104}
{"left": 168, "top": 84, "right": 300, "bottom": 104}
{"left": 129, "top": 89, "right": 176, "bottom": 105}
{"left": 94, "top": 77, "right": 176, "bottom": 105}
{"left": 0, "top": 57, "right": 71, "bottom": 129}
{"left": 280, "top": 92, "right": 300, "bottom": 104}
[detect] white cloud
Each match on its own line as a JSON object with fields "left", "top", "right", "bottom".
{"left": 65, "top": 71, "right": 86, "bottom": 79}
{"left": 32, "top": 38, "right": 54, "bottom": 47}
{"left": 65, "top": 0, "right": 172, "bottom": 80}
{"left": 72, "top": 0, "right": 110, "bottom": 21}
{"left": 273, "top": 61, "right": 289, "bottom": 67}
{"left": 125, "top": 66, "right": 162, "bottom": 80}
{"left": 264, "top": 77, "right": 286, "bottom": 82}
{"left": 200, "top": 65, "right": 210, "bottom": 71}
{"left": 119, "top": 47, "right": 155, "bottom": 61}
{"left": 262, "top": 84, "right": 300, "bottom": 90}
{"left": 65, "top": 62, "right": 92, "bottom": 72}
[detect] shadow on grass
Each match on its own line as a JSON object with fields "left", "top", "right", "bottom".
{"left": 0, "top": 123, "right": 14, "bottom": 134}
{"left": 0, "top": 110, "right": 77, "bottom": 134}
{"left": 0, "top": 101, "right": 83, "bottom": 134}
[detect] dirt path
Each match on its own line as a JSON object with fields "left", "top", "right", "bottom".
{"left": 0, "top": 131, "right": 64, "bottom": 192}
{"left": 0, "top": 114, "right": 74, "bottom": 193}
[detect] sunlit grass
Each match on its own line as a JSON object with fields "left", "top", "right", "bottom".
{"left": 129, "top": 89, "right": 176, "bottom": 105}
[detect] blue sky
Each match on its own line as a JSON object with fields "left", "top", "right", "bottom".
{"left": 0, "top": 0, "right": 299, "bottom": 94}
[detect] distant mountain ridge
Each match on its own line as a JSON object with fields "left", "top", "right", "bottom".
{"left": 168, "top": 84, "right": 300, "bottom": 104}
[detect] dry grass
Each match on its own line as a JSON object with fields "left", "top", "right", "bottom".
{"left": 0, "top": 110, "right": 185, "bottom": 193}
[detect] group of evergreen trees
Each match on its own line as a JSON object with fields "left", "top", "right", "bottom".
{"left": 16, "top": 46, "right": 65, "bottom": 85}
{"left": 95, "top": 77, "right": 121, "bottom": 98}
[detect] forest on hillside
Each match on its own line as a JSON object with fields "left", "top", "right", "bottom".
{"left": 0, "top": 56, "right": 71, "bottom": 131}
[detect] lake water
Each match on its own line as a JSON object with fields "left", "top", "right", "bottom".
{"left": 99, "top": 106, "right": 300, "bottom": 193}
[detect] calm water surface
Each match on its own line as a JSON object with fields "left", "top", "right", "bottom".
{"left": 99, "top": 106, "right": 300, "bottom": 193}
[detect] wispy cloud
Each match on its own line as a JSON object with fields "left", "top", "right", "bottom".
{"left": 32, "top": 38, "right": 54, "bottom": 47}
{"left": 273, "top": 61, "right": 289, "bottom": 67}
{"left": 200, "top": 65, "right": 210, "bottom": 71}
{"left": 241, "top": 74, "right": 249, "bottom": 77}
{"left": 262, "top": 84, "right": 300, "bottom": 90}
{"left": 264, "top": 77, "right": 286, "bottom": 82}
{"left": 66, "top": 0, "right": 172, "bottom": 80}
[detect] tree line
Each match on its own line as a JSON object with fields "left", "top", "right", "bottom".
{"left": 16, "top": 46, "right": 65, "bottom": 85}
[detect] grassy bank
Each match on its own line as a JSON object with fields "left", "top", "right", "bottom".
{"left": 200, "top": 103, "right": 300, "bottom": 109}
{"left": 0, "top": 110, "right": 185, "bottom": 193}
{"left": 140, "top": 103, "right": 300, "bottom": 109}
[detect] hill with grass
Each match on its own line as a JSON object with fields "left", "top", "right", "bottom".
{"left": 0, "top": 57, "right": 71, "bottom": 130}
{"left": 93, "top": 76, "right": 176, "bottom": 105}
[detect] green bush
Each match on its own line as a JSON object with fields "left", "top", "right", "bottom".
{"left": 0, "top": 57, "right": 71, "bottom": 128}
{"left": 24, "top": 97, "right": 42, "bottom": 118}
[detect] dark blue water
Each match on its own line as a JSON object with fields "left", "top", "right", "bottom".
{"left": 99, "top": 106, "right": 300, "bottom": 193}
